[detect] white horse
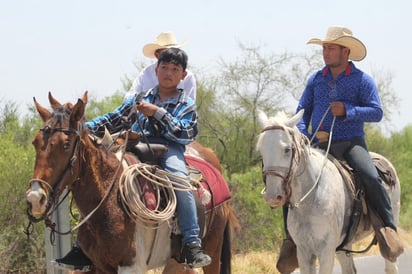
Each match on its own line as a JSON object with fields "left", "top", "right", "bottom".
{"left": 256, "top": 109, "right": 402, "bottom": 274}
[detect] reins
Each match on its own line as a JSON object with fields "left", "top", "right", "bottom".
{"left": 293, "top": 111, "right": 336, "bottom": 208}
{"left": 261, "top": 106, "right": 337, "bottom": 208}
{"left": 26, "top": 126, "right": 82, "bottom": 222}
{"left": 261, "top": 110, "right": 379, "bottom": 255}
{"left": 25, "top": 111, "right": 133, "bottom": 241}
{"left": 58, "top": 106, "right": 139, "bottom": 236}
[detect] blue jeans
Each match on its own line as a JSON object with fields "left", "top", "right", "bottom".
{"left": 159, "top": 142, "right": 200, "bottom": 245}
{"left": 343, "top": 137, "right": 396, "bottom": 229}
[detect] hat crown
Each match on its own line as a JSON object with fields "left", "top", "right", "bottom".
{"left": 154, "top": 32, "right": 179, "bottom": 47}
{"left": 325, "top": 26, "right": 354, "bottom": 41}
{"left": 307, "top": 25, "right": 367, "bottom": 61}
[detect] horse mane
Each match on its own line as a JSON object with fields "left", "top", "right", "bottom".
{"left": 187, "top": 141, "right": 222, "bottom": 172}
{"left": 256, "top": 111, "right": 310, "bottom": 168}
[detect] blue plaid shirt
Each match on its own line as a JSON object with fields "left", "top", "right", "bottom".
{"left": 296, "top": 62, "right": 383, "bottom": 142}
{"left": 86, "top": 87, "right": 198, "bottom": 145}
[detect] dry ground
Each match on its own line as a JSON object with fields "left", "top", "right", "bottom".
{"left": 155, "top": 228, "right": 412, "bottom": 274}
{"left": 70, "top": 228, "right": 411, "bottom": 274}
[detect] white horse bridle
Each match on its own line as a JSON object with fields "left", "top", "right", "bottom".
{"left": 261, "top": 114, "right": 337, "bottom": 208}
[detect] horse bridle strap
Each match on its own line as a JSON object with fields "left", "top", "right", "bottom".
{"left": 263, "top": 166, "right": 290, "bottom": 182}
{"left": 27, "top": 127, "right": 81, "bottom": 222}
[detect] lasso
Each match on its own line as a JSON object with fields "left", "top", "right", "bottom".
{"left": 119, "top": 163, "right": 210, "bottom": 227}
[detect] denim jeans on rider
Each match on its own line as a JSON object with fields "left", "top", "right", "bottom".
{"left": 159, "top": 142, "right": 200, "bottom": 245}
{"left": 343, "top": 136, "right": 396, "bottom": 230}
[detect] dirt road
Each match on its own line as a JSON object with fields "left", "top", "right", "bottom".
{"left": 293, "top": 248, "right": 411, "bottom": 274}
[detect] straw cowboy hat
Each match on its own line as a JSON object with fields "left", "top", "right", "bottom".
{"left": 142, "top": 32, "right": 187, "bottom": 58}
{"left": 307, "top": 26, "right": 367, "bottom": 61}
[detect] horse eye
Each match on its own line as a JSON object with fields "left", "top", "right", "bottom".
{"left": 285, "top": 147, "right": 291, "bottom": 154}
{"left": 63, "top": 142, "right": 71, "bottom": 150}
{"left": 42, "top": 126, "right": 51, "bottom": 134}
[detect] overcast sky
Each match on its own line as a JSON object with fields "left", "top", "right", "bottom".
{"left": 0, "top": 0, "right": 410, "bottom": 132}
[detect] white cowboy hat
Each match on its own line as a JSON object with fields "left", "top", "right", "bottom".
{"left": 142, "top": 32, "right": 187, "bottom": 58}
{"left": 307, "top": 26, "right": 367, "bottom": 61}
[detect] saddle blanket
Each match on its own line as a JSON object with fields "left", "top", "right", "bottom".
{"left": 185, "top": 155, "right": 232, "bottom": 210}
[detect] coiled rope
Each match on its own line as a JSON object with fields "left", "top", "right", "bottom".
{"left": 119, "top": 163, "right": 210, "bottom": 227}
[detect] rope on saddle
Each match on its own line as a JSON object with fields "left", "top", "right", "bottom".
{"left": 119, "top": 163, "right": 200, "bottom": 227}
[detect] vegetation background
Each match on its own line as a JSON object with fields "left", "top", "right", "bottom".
{"left": 1, "top": 45, "right": 411, "bottom": 273}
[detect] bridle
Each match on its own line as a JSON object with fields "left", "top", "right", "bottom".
{"left": 26, "top": 126, "right": 82, "bottom": 224}
{"left": 260, "top": 125, "right": 298, "bottom": 203}
{"left": 260, "top": 113, "right": 337, "bottom": 208}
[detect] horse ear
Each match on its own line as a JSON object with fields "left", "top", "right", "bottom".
{"left": 286, "top": 109, "right": 305, "bottom": 127}
{"left": 33, "top": 97, "right": 51, "bottom": 122}
{"left": 48, "top": 92, "right": 62, "bottom": 110}
{"left": 70, "top": 98, "right": 85, "bottom": 124}
{"left": 81, "top": 91, "right": 88, "bottom": 105}
{"left": 257, "top": 110, "right": 269, "bottom": 129}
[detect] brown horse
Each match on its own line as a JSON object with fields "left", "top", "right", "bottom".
{"left": 25, "top": 92, "right": 238, "bottom": 274}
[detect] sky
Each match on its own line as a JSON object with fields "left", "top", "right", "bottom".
{"left": 0, "top": 0, "right": 411, "bottom": 132}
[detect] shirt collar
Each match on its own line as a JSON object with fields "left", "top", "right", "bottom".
{"left": 322, "top": 62, "right": 353, "bottom": 77}
{"left": 148, "top": 86, "right": 185, "bottom": 104}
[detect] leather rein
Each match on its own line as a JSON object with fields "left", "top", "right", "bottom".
{"left": 27, "top": 126, "right": 81, "bottom": 223}
{"left": 260, "top": 125, "right": 297, "bottom": 203}
{"left": 25, "top": 125, "right": 129, "bottom": 243}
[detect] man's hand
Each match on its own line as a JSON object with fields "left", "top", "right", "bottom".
{"left": 137, "top": 101, "right": 158, "bottom": 117}
{"left": 329, "top": 101, "right": 346, "bottom": 117}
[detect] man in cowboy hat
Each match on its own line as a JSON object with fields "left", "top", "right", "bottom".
{"left": 276, "top": 25, "right": 404, "bottom": 273}
{"left": 124, "top": 31, "right": 197, "bottom": 101}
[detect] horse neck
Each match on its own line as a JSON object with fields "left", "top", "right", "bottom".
{"left": 72, "top": 135, "right": 121, "bottom": 213}
{"left": 288, "top": 145, "right": 325, "bottom": 204}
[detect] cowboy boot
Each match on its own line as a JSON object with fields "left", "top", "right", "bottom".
{"left": 51, "top": 244, "right": 92, "bottom": 272}
{"left": 276, "top": 206, "right": 298, "bottom": 274}
{"left": 276, "top": 236, "right": 298, "bottom": 274}
{"left": 366, "top": 179, "right": 405, "bottom": 261}
{"left": 368, "top": 200, "right": 405, "bottom": 262}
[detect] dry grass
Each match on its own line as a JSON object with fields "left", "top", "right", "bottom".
{"left": 89, "top": 229, "right": 412, "bottom": 274}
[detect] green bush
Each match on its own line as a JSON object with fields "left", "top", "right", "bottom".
{"left": 229, "top": 166, "right": 284, "bottom": 252}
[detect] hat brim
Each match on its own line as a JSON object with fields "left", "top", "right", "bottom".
{"left": 142, "top": 39, "right": 188, "bottom": 59}
{"left": 307, "top": 36, "right": 367, "bottom": 61}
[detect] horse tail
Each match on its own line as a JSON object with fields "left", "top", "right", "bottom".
{"left": 220, "top": 205, "right": 240, "bottom": 274}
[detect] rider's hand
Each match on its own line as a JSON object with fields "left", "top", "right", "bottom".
{"left": 137, "top": 101, "right": 158, "bottom": 117}
{"left": 329, "top": 101, "right": 346, "bottom": 117}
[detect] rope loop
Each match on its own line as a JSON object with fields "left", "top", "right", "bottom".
{"left": 119, "top": 163, "right": 197, "bottom": 228}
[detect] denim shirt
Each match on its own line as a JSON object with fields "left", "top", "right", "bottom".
{"left": 296, "top": 62, "right": 383, "bottom": 142}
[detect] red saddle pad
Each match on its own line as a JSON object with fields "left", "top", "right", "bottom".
{"left": 185, "top": 155, "right": 232, "bottom": 210}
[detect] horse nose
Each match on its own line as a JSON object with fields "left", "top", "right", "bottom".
{"left": 265, "top": 194, "right": 285, "bottom": 208}
{"left": 26, "top": 187, "right": 47, "bottom": 217}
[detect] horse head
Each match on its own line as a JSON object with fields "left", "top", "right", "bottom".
{"left": 26, "top": 92, "right": 88, "bottom": 221}
{"left": 256, "top": 109, "right": 306, "bottom": 208}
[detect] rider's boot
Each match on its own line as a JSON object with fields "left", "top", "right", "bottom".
{"left": 369, "top": 185, "right": 405, "bottom": 262}
{"left": 276, "top": 205, "right": 298, "bottom": 274}
{"left": 182, "top": 241, "right": 211, "bottom": 269}
{"left": 51, "top": 244, "right": 92, "bottom": 272}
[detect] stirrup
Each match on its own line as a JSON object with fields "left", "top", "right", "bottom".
{"left": 276, "top": 238, "right": 298, "bottom": 274}
{"left": 375, "top": 227, "right": 405, "bottom": 262}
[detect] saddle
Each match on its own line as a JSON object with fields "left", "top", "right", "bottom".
{"left": 123, "top": 142, "right": 231, "bottom": 263}
{"left": 317, "top": 141, "right": 402, "bottom": 260}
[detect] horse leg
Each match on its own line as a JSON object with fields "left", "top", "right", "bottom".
{"left": 202, "top": 204, "right": 232, "bottom": 274}
{"left": 296, "top": 248, "right": 316, "bottom": 274}
{"left": 384, "top": 259, "right": 399, "bottom": 274}
{"left": 336, "top": 251, "right": 356, "bottom": 274}
{"left": 317, "top": 248, "right": 335, "bottom": 274}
